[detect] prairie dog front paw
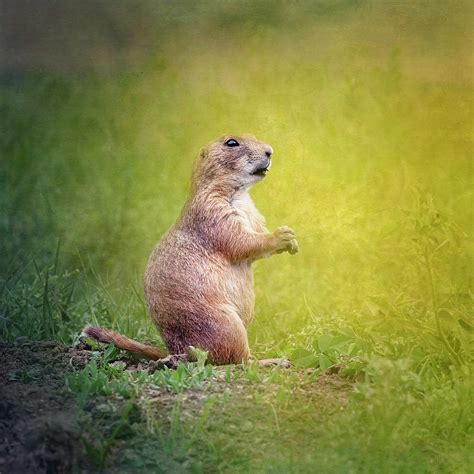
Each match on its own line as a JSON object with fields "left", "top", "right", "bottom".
{"left": 287, "top": 238, "right": 299, "bottom": 254}
{"left": 273, "top": 226, "right": 298, "bottom": 254}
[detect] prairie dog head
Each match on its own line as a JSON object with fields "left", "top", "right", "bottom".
{"left": 193, "top": 135, "right": 273, "bottom": 191}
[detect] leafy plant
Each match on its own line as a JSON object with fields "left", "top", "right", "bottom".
{"left": 149, "top": 360, "right": 217, "bottom": 393}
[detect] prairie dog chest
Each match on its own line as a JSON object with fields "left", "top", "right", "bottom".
{"left": 230, "top": 191, "right": 266, "bottom": 233}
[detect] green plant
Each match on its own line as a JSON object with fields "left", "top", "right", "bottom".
{"left": 291, "top": 330, "right": 367, "bottom": 371}
{"left": 0, "top": 252, "right": 79, "bottom": 342}
{"left": 406, "top": 193, "right": 468, "bottom": 366}
{"left": 148, "top": 360, "right": 217, "bottom": 394}
{"left": 66, "top": 358, "right": 132, "bottom": 405}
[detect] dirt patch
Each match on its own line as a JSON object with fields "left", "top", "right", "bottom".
{"left": 0, "top": 340, "right": 355, "bottom": 473}
{"left": 0, "top": 340, "right": 92, "bottom": 474}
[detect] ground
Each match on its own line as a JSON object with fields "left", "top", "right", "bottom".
{"left": 0, "top": 340, "right": 353, "bottom": 473}
{"left": 0, "top": 340, "right": 91, "bottom": 473}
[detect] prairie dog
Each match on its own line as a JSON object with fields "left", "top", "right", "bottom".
{"left": 83, "top": 135, "right": 298, "bottom": 365}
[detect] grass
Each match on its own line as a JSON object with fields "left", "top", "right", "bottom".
{"left": 1, "top": 0, "right": 473, "bottom": 472}
{"left": 64, "top": 347, "right": 473, "bottom": 472}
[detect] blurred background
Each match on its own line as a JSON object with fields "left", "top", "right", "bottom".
{"left": 1, "top": 0, "right": 472, "bottom": 363}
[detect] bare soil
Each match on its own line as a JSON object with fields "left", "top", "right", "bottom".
{"left": 0, "top": 340, "right": 91, "bottom": 474}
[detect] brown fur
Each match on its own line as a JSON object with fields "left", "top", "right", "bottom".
{"left": 82, "top": 134, "right": 298, "bottom": 365}
{"left": 81, "top": 325, "right": 165, "bottom": 359}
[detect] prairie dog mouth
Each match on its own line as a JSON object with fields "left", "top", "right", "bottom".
{"left": 251, "top": 160, "right": 271, "bottom": 177}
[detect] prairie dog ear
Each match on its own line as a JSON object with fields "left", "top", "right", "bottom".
{"left": 199, "top": 147, "right": 208, "bottom": 160}
{"left": 191, "top": 147, "right": 207, "bottom": 186}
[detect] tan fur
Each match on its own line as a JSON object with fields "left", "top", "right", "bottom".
{"left": 83, "top": 134, "right": 298, "bottom": 365}
{"left": 81, "top": 325, "right": 165, "bottom": 360}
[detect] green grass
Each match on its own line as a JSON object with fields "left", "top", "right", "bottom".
{"left": 1, "top": 1, "right": 473, "bottom": 472}
{"left": 65, "top": 349, "right": 473, "bottom": 472}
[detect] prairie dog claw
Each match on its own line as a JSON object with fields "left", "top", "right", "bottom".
{"left": 273, "top": 226, "right": 298, "bottom": 254}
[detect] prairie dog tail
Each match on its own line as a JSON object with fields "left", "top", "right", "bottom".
{"left": 81, "top": 325, "right": 166, "bottom": 360}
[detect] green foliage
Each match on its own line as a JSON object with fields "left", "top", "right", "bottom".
{"left": 149, "top": 362, "right": 217, "bottom": 394}
{"left": 0, "top": 249, "right": 78, "bottom": 342}
{"left": 107, "top": 359, "right": 473, "bottom": 473}
{"left": 67, "top": 346, "right": 217, "bottom": 407}
{"left": 66, "top": 360, "right": 133, "bottom": 404}
{"left": 284, "top": 191, "right": 473, "bottom": 377}
{"left": 291, "top": 330, "right": 366, "bottom": 371}
{"left": 324, "top": 359, "right": 474, "bottom": 473}
{"left": 0, "top": 256, "right": 162, "bottom": 345}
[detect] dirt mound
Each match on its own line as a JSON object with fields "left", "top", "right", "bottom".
{"left": 0, "top": 340, "right": 91, "bottom": 473}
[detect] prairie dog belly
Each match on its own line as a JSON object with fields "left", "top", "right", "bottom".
{"left": 231, "top": 190, "right": 266, "bottom": 233}
{"left": 223, "top": 261, "right": 255, "bottom": 326}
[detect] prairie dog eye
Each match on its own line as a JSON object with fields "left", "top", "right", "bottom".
{"left": 225, "top": 139, "right": 239, "bottom": 147}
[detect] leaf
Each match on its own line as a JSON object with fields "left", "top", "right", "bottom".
{"left": 317, "top": 334, "right": 333, "bottom": 352}
{"left": 433, "top": 239, "right": 449, "bottom": 252}
{"left": 438, "top": 309, "right": 453, "bottom": 320}
{"left": 458, "top": 318, "right": 473, "bottom": 332}
{"left": 291, "top": 348, "right": 312, "bottom": 359}
{"left": 188, "top": 346, "right": 208, "bottom": 367}
{"left": 319, "top": 354, "right": 333, "bottom": 371}
{"left": 365, "top": 301, "right": 382, "bottom": 316}
{"left": 81, "top": 336, "right": 100, "bottom": 350}
{"left": 103, "top": 344, "right": 119, "bottom": 363}
{"left": 347, "top": 342, "right": 357, "bottom": 356}
{"left": 297, "top": 355, "right": 320, "bottom": 369}
{"left": 291, "top": 348, "right": 319, "bottom": 368}
{"left": 337, "top": 328, "right": 356, "bottom": 338}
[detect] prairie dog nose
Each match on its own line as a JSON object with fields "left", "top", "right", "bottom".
{"left": 264, "top": 145, "right": 273, "bottom": 157}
